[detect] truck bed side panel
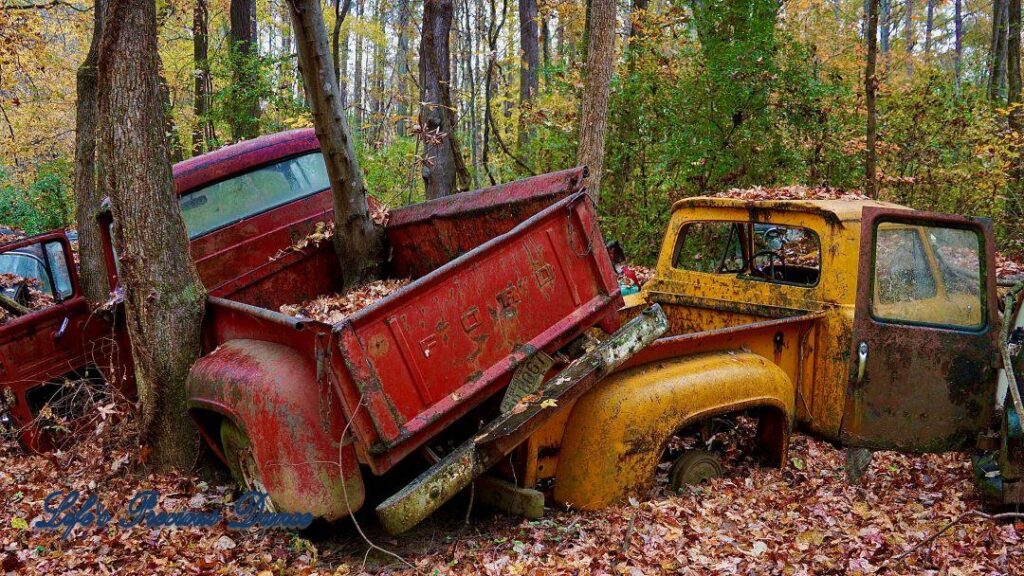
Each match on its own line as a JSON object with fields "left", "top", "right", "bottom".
{"left": 334, "top": 192, "right": 620, "bottom": 472}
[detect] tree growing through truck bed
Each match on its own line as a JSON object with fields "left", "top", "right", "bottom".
{"left": 96, "top": 0, "right": 206, "bottom": 470}
{"left": 287, "top": 0, "right": 385, "bottom": 290}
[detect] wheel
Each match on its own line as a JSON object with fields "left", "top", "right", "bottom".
{"left": 669, "top": 450, "right": 724, "bottom": 491}
{"left": 219, "top": 419, "right": 275, "bottom": 512}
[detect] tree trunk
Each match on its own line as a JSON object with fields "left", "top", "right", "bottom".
{"left": 229, "top": 0, "right": 260, "bottom": 140}
{"left": 96, "top": 0, "right": 206, "bottom": 470}
{"left": 954, "top": 0, "right": 963, "bottom": 86}
{"left": 541, "top": 16, "right": 551, "bottom": 89}
{"left": 1008, "top": 0, "right": 1023, "bottom": 219}
{"left": 904, "top": 0, "right": 913, "bottom": 76}
{"left": 518, "top": 0, "right": 539, "bottom": 146}
{"left": 353, "top": 0, "right": 364, "bottom": 129}
{"left": 576, "top": 0, "right": 616, "bottom": 201}
{"left": 279, "top": 1, "right": 295, "bottom": 100}
{"left": 159, "top": 75, "right": 184, "bottom": 163}
{"left": 74, "top": 0, "right": 108, "bottom": 304}
{"left": 333, "top": 0, "right": 352, "bottom": 86}
{"left": 192, "top": 0, "right": 212, "bottom": 155}
{"left": 991, "top": 0, "right": 1008, "bottom": 100}
{"left": 924, "top": 0, "right": 934, "bottom": 53}
{"left": 880, "top": 0, "right": 890, "bottom": 54}
{"left": 865, "top": 0, "right": 880, "bottom": 198}
{"left": 420, "top": 0, "right": 470, "bottom": 199}
{"left": 395, "top": 0, "right": 412, "bottom": 136}
{"left": 287, "top": 0, "right": 385, "bottom": 288}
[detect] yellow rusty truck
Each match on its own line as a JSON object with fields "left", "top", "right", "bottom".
{"left": 491, "top": 196, "right": 1023, "bottom": 513}
{"left": 375, "top": 194, "right": 1023, "bottom": 532}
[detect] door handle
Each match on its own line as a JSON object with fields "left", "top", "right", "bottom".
{"left": 856, "top": 341, "right": 868, "bottom": 383}
{"left": 53, "top": 317, "right": 69, "bottom": 341}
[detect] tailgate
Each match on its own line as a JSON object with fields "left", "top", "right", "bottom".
{"left": 332, "top": 192, "right": 620, "bottom": 471}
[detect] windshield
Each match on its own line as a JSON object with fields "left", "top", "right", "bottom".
{"left": 179, "top": 152, "right": 330, "bottom": 238}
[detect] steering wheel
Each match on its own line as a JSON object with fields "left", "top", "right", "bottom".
{"left": 752, "top": 249, "right": 787, "bottom": 280}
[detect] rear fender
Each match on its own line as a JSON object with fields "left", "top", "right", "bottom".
{"left": 553, "top": 351, "right": 795, "bottom": 509}
{"left": 186, "top": 339, "right": 363, "bottom": 520}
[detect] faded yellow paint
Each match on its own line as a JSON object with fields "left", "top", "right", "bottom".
{"left": 516, "top": 197, "right": 950, "bottom": 510}
{"left": 553, "top": 351, "right": 794, "bottom": 509}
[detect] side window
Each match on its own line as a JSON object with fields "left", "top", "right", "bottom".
{"left": 672, "top": 221, "right": 821, "bottom": 286}
{"left": 872, "top": 222, "right": 983, "bottom": 328}
{"left": 44, "top": 241, "right": 73, "bottom": 300}
{"left": 673, "top": 222, "right": 744, "bottom": 274}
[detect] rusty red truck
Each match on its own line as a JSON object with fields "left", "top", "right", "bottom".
{"left": 0, "top": 129, "right": 666, "bottom": 532}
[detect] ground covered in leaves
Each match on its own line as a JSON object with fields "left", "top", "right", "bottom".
{"left": 2, "top": 413, "right": 1022, "bottom": 575}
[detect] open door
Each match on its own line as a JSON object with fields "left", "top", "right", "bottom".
{"left": 0, "top": 232, "right": 130, "bottom": 451}
{"left": 840, "top": 207, "right": 999, "bottom": 452}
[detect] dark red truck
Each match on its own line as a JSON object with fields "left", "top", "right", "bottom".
{"left": 0, "top": 129, "right": 665, "bottom": 532}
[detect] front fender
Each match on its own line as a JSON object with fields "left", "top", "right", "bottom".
{"left": 554, "top": 351, "right": 795, "bottom": 509}
{"left": 186, "top": 339, "right": 363, "bottom": 520}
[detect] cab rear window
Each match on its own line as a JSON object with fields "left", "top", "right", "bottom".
{"left": 672, "top": 221, "right": 821, "bottom": 287}
{"left": 179, "top": 152, "right": 329, "bottom": 238}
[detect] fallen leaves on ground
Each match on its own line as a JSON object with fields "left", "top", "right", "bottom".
{"left": 280, "top": 279, "right": 410, "bottom": 324}
{"left": 1, "top": 412, "right": 1020, "bottom": 574}
{"left": 998, "top": 253, "right": 1024, "bottom": 280}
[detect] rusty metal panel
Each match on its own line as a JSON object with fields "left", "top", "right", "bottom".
{"left": 386, "top": 167, "right": 588, "bottom": 279}
{"left": 332, "top": 192, "right": 622, "bottom": 473}
{"left": 840, "top": 207, "right": 1000, "bottom": 452}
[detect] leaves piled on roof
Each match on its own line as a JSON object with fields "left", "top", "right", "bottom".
{"left": 279, "top": 278, "right": 410, "bottom": 324}
{"left": 0, "top": 231, "right": 23, "bottom": 246}
{"left": 714, "top": 185, "right": 871, "bottom": 201}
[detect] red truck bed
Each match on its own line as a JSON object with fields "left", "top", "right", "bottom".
{"left": 191, "top": 171, "right": 623, "bottom": 480}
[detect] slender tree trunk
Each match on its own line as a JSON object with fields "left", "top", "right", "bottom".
{"left": 954, "top": 0, "right": 963, "bottom": 86}
{"left": 229, "top": 0, "right": 260, "bottom": 139}
{"left": 924, "top": 0, "right": 934, "bottom": 53}
{"left": 880, "top": 0, "right": 890, "bottom": 54}
{"left": 420, "top": 0, "right": 470, "bottom": 198}
{"left": 287, "top": 0, "right": 385, "bottom": 287}
{"left": 333, "top": 0, "right": 352, "bottom": 85}
{"left": 865, "top": 0, "right": 880, "bottom": 198}
{"left": 159, "top": 76, "right": 185, "bottom": 163}
{"left": 576, "top": 0, "right": 616, "bottom": 201}
{"left": 353, "top": 0, "right": 364, "bottom": 129}
{"left": 991, "top": 0, "right": 1008, "bottom": 100}
{"left": 96, "top": 0, "right": 206, "bottom": 470}
{"left": 541, "top": 15, "right": 551, "bottom": 89}
{"left": 395, "top": 0, "right": 412, "bottom": 136}
{"left": 904, "top": 0, "right": 913, "bottom": 76}
{"left": 74, "top": 0, "right": 108, "bottom": 304}
{"left": 279, "top": 1, "right": 295, "bottom": 100}
{"left": 192, "top": 0, "right": 212, "bottom": 155}
{"left": 1008, "top": 0, "right": 1023, "bottom": 219}
{"left": 518, "top": 0, "right": 539, "bottom": 146}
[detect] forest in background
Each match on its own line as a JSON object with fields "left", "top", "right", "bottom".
{"left": 1, "top": 0, "right": 1023, "bottom": 264}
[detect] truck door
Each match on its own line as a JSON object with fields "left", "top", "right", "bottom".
{"left": 0, "top": 232, "right": 124, "bottom": 451}
{"left": 841, "top": 207, "right": 999, "bottom": 452}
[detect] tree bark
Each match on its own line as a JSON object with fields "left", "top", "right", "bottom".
{"left": 286, "top": 0, "right": 385, "bottom": 288}
{"left": 420, "top": 0, "right": 470, "bottom": 199}
{"left": 229, "top": 0, "right": 260, "bottom": 140}
{"left": 395, "top": 0, "right": 412, "bottom": 136}
{"left": 865, "top": 0, "right": 880, "bottom": 199}
{"left": 353, "top": 0, "right": 364, "bottom": 129}
{"left": 332, "top": 0, "right": 352, "bottom": 86}
{"left": 74, "top": 0, "right": 108, "bottom": 304}
{"left": 954, "top": 0, "right": 963, "bottom": 86}
{"left": 518, "top": 0, "right": 539, "bottom": 146}
{"left": 879, "top": 0, "right": 890, "bottom": 54}
{"left": 1008, "top": 0, "right": 1023, "bottom": 219}
{"left": 991, "top": 0, "right": 1009, "bottom": 100}
{"left": 192, "top": 0, "right": 212, "bottom": 155}
{"left": 924, "top": 0, "right": 934, "bottom": 53}
{"left": 576, "top": 0, "right": 616, "bottom": 201}
{"left": 96, "top": 0, "right": 206, "bottom": 470}
{"left": 279, "top": 1, "right": 295, "bottom": 100}
{"left": 904, "top": 0, "right": 913, "bottom": 76}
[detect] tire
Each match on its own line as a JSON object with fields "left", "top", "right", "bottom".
{"left": 219, "top": 419, "right": 275, "bottom": 512}
{"left": 669, "top": 450, "right": 724, "bottom": 492}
